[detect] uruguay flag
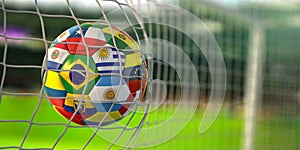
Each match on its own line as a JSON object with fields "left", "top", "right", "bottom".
{"left": 46, "top": 47, "right": 70, "bottom": 70}
{"left": 92, "top": 46, "right": 126, "bottom": 75}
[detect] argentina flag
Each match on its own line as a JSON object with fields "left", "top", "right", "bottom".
{"left": 92, "top": 45, "right": 126, "bottom": 75}
{"left": 89, "top": 76, "right": 131, "bottom": 112}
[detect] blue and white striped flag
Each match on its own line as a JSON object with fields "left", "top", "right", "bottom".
{"left": 89, "top": 76, "right": 130, "bottom": 103}
{"left": 92, "top": 45, "right": 126, "bottom": 74}
{"left": 89, "top": 76, "right": 131, "bottom": 112}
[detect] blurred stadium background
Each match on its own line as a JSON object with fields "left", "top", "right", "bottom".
{"left": 1, "top": 0, "right": 300, "bottom": 149}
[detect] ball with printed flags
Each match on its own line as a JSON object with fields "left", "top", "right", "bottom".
{"left": 42, "top": 22, "right": 147, "bottom": 125}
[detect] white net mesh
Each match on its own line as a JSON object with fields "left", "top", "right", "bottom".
{"left": 1, "top": 0, "right": 300, "bottom": 150}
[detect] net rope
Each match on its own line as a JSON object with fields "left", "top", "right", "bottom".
{"left": 0, "top": 0, "right": 151, "bottom": 149}
{"left": 4, "top": 0, "right": 298, "bottom": 150}
{"left": 0, "top": 0, "right": 203, "bottom": 149}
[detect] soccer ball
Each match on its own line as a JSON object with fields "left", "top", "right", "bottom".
{"left": 42, "top": 22, "right": 147, "bottom": 126}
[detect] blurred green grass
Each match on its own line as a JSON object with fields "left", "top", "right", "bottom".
{"left": 254, "top": 115, "right": 300, "bottom": 150}
{"left": 1, "top": 95, "right": 299, "bottom": 149}
{"left": 0, "top": 95, "right": 244, "bottom": 149}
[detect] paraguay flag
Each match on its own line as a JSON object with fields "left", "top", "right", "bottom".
{"left": 46, "top": 47, "right": 70, "bottom": 70}
{"left": 89, "top": 76, "right": 131, "bottom": 112}
{"left": 92, "top": 46, "right": 126, "bottom": 75}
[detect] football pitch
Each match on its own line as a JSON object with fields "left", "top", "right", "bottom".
{"left": 0, "top": 96, "right": 299, "bottom": 149}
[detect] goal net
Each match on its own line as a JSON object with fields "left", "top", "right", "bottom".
{"left": 1, "top": 0, "right": 300, "bottom": 150}
{"left": 0, "top": 0, "right": 207, "bottom": 149}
